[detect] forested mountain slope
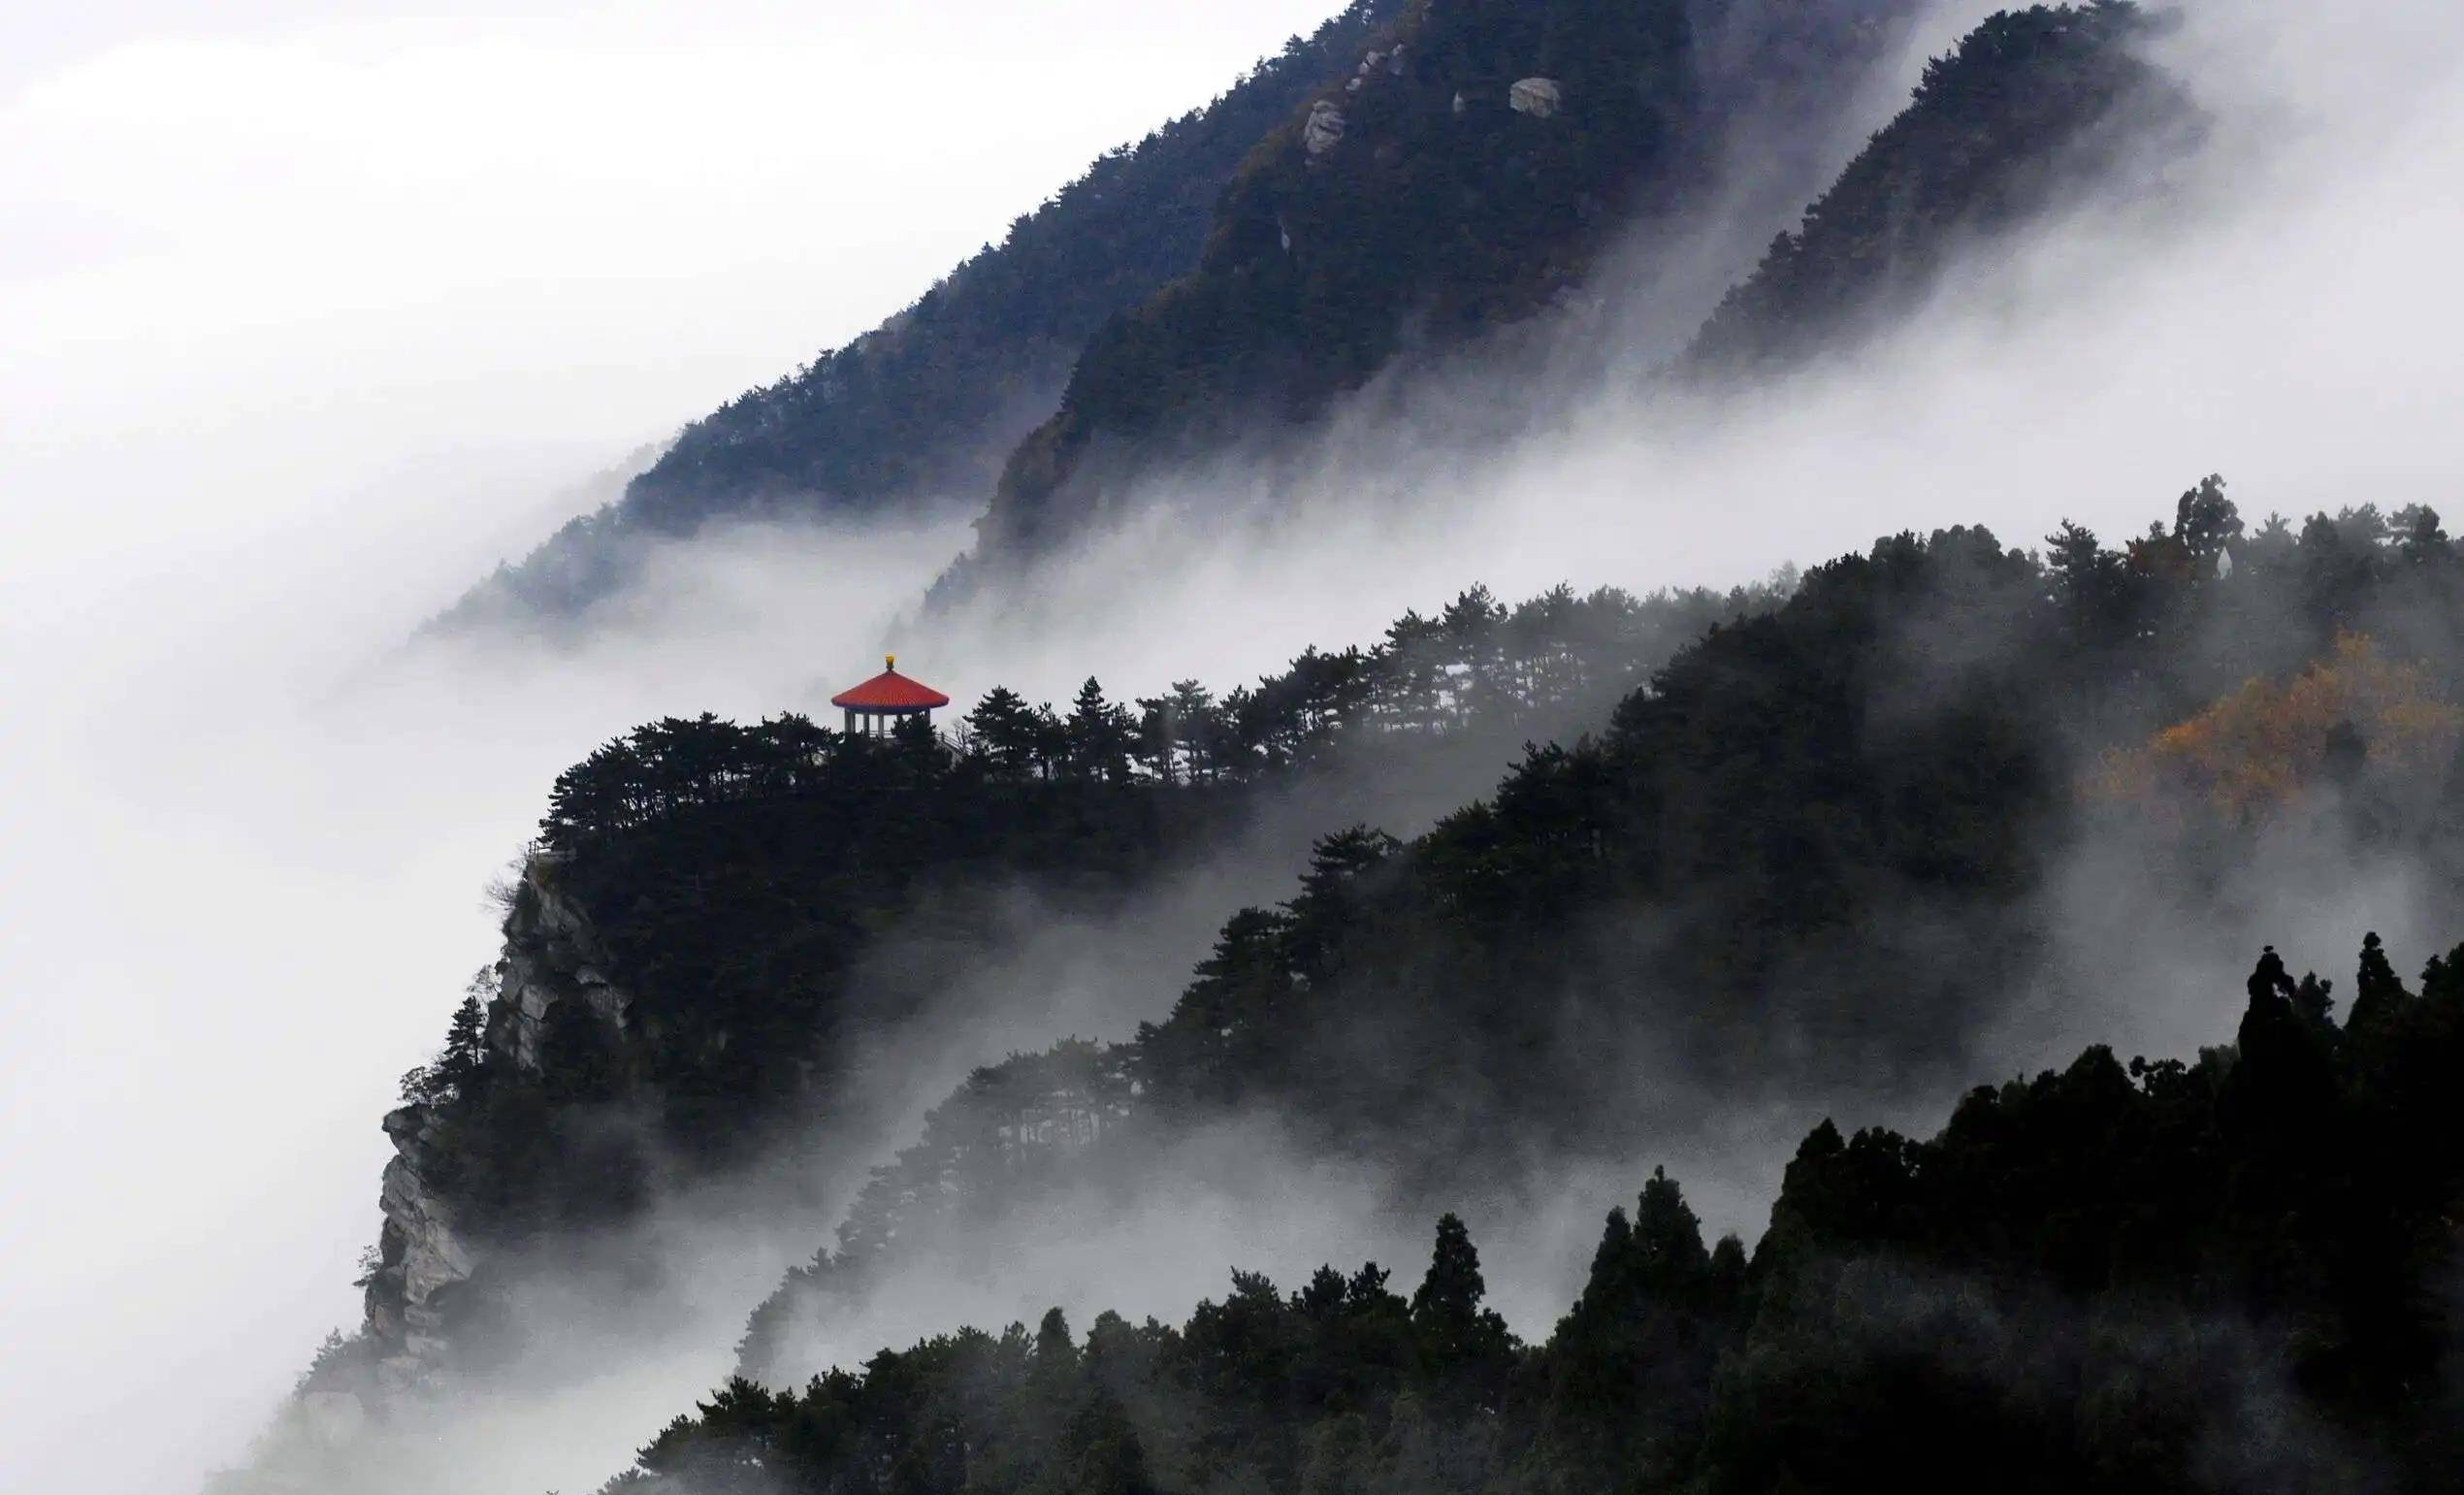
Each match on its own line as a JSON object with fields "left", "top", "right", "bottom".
{"left": 602, "top": 935, "right": 2464, "bottom": 1494}
{"left": 428, "top": 0, "right": 1401, "bottom": 634}
{"left": 249, "top": 479, "right": 2464, "bottom": 1492}
{"left": 338, "top": 578, "right": 1785, "bottom": 1393}
{"left": 1686, "top": 0, "right": 2196, "bottom": 370}
{"left": 440, "top": 3, "right": 2192, "bottom": 634}
{"left": 741, "top": 482, "right": 2464, "bottom": 1379}
{"left": 946, "top": 0, "right": 1945, "bottom": 581}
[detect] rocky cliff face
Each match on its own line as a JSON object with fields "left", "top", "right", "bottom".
{"left": 362, "top": 1107, "right": 469, "bottom": 1389}
{"left": 486, "top": 853, "right": 633, "bottom": 1072}
{"left": 359, "top": 852, "right": 634, "bottom": 1390}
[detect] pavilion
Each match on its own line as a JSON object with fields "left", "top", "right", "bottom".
{"left": 831, "top": 656, "right": 950, "bottom": 737}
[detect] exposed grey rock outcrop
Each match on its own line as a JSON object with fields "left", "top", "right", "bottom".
{"left": 1509, "top": 77, "right": 1564, "bottom": 118}
{"left": 357, "top": 851, "right": 636, "bottom": 1388}
{"left": 490, "top": 855, "right": 632, "bottom": 1073}
{"left": 1346, "top": 46, "right": 1404, "bottom": 94}
{"left": 367, "top": 1105, "right": 470, "bottom": 1391}
{"left": 1305, "top": 99, "right": 1346, "bottom": 155}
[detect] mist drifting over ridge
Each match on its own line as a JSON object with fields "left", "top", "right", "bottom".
{"left": 7, "top": 1, "right": 2464, "bottom": 1492}
{"left": 572, "top": 0, "right": 2464, "bottom": 1473}
{"left": 495, "top": 0, "right": 2464, "bottom": 713}
{"left": 2, "top": 5, "right": 1355, "bottom": 1490}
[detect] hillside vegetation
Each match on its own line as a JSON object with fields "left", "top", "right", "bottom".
{"left": 439, "top": 3, "right": 2193, "bottom": 630}
{"left": 355, "top": 576, "right": 1786, "bottom": 1372}
{"left": 265, "top": 473, "right": 2464, "bottom": 1495}
{"left": 1687, "top": 1, "right": 2194, "bottom": 370}
{"left": 956, "top": 0, "right": 1946, "bottom": 574}
{"left": 728, "top": 480, "right": 2464, "bottom": 1404}
{"left": 612, "top": 933, "right": 2464, "bottom": 1494}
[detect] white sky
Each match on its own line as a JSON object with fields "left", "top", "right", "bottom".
{"left": 3, "top": 0, "right": 1341, "bottom": 606}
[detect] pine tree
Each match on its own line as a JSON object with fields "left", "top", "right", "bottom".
{"left": 2173, "top": 473, "right": 2243, "bottom": 561}
{"left": 888, "top": 712, "right": 943, "bottom": 778}
{"left": 1131, "top": 695, "right": 1180, "bottom": 784}
{"left": 1440, "top": 586, "right": 1508, "bottom": 723}
{"left": 1410, "top": 1213, "right": 1513, "bottom": 1398}
{"left": 1411, "top": 1213, "right": 1487, "bottom": 1339}
{"left": 1033, "top": 1306, "right": 1077, "bottom": 1371}
{"left": 2223, "top": 946, "right": 2338, "bottom": 1165}
{"left": 2292, "top": 971, "right": 2338, "bottom": 1038}
{"left": 2045, "top": 519, "right": 2122, "bottom": 644}
{"left": 1284, "top": 826, "right": 1400, "bottom": 986}
{"left": 401, "top": 974, "right": 492, "bottom": 1107}
{"left": 436, "top": 984, "right": 489, "bottom": 1096}
{"left": 2393, "top": 504, "right": 2448, "bottom": 563}
{"left": 1168, "top": 680, "right": 1218, "bottom": 781}
{"left": 1631, "top": 1167, "right": 1710, "bottom": 1291}
{"left": 1377, "top": 609, "right": 1445, "bottom": 733}
{"left": 2349, "top": 930, "right": 2408, "bottom": 1037}
{"left": 1067, "top": 677, "right": 1136, "bottom": 784}
{"left": 1581, "top": 1206, "right": 1634, "bottom": 1310}
{"left": 966, "top": 686, "right": 1042, "bottom": 779}
{"left": 1033, "top": 702, "right": 1069, "bottom": 780}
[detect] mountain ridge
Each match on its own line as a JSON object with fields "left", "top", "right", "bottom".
{"left": 340, "top": 574, "right": 1793, "bottom": 1398}
{"left": 227, "top": 477, "right": 2464, "bottom": 1495}
{"left": 732, "top": 482, "right": 2464, "bottom": 1395}
{"left": 434, "top": 2, "right": 2192, "bottom": 636}
{"left": 946, "top": 0, "right": 1939, "bottom": 581}
{"left": 428, "top": 0, "right": 1404, "bottom": 635}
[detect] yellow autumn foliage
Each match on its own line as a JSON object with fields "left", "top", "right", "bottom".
{"left": 2091, "top": 633, "right": 2462, "bottom": 825}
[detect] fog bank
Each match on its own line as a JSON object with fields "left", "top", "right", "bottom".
{"left": 9, "top": 1, "right": 2464, "bottom": 1491}
{"left": 1, "top": 4, "right": 1344, "bottom": 1491}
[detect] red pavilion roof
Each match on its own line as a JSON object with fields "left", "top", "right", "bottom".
{"left": 831, "top": 658, "right": 951, "bottom": 711}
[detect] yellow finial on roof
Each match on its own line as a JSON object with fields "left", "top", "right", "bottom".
{"left": 886, "top": 653, "right": 896, "bottom": 669}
